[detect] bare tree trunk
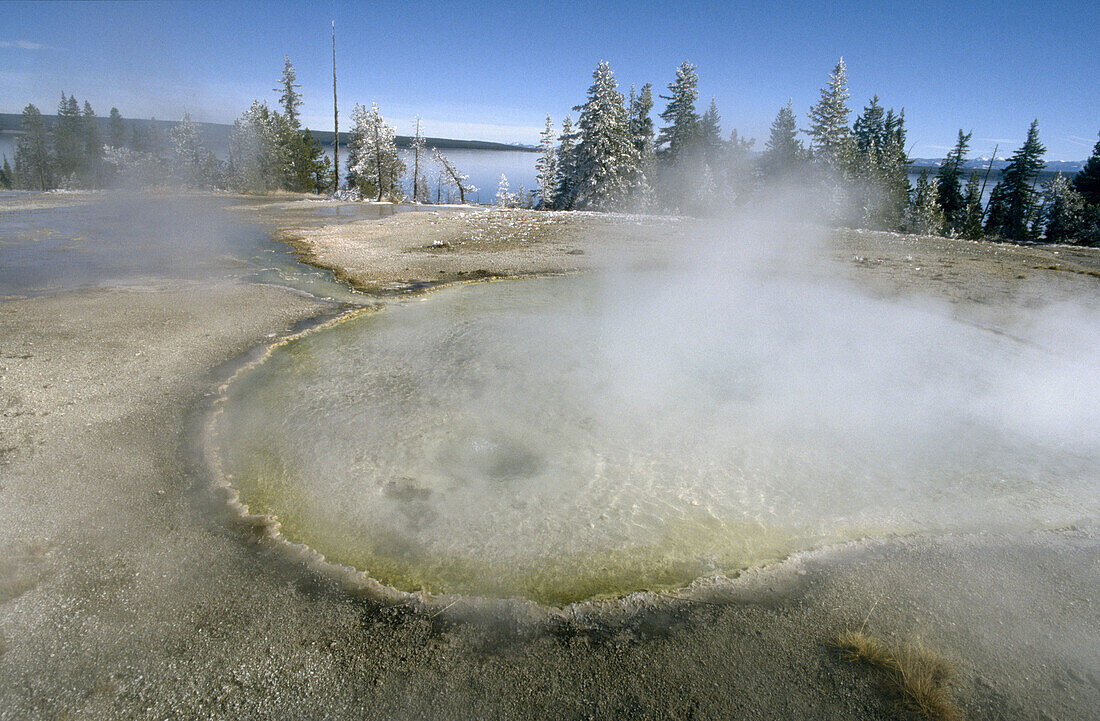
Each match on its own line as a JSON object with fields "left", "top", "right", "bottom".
{"left": 412, "top": 118, "right": 421, "bottom": 202}
{"left": 979, "top": 144, "right": 998, "bottom": 212}
{"left": 332, "top": 21, "right": 339, "bottom": 192}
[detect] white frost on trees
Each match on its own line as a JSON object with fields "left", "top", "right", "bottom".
{"left": 229, "top": 101, "right": 282, "bottom": 192}
{"left": 495, "top": 173, "right": 517, "bottom": 207}
{"left": 806, "top": 58, "right": 855, "bottom": 174}
{"left": 535, "top": 115, "right": 558, "bottom": 209}
{"left": 349, "top": 103, "right": 405, "bottom": 201}
{"left": 432, "top": 148, "right": 476, "bottom": 204}
{"left": 410, "top": 116, "right": 428, "bottom": 203}
{"left": 572, "top": 61, "right": 641, "bottom": 211}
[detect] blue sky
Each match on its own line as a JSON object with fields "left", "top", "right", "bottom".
{"left": 2, "top": 0, "right": 1097, "bottom": 159}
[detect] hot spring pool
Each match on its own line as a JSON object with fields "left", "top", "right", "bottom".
{"left": 210, "top": 272, "right": 1098, "bottom": 604}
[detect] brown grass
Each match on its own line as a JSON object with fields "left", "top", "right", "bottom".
{"left": 834, "top": 629, "right": 961, "bottom": 721}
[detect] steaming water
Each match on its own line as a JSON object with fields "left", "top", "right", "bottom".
{"left": 213, "top": 268, "right": 1099, "bottom": 605}
{"left": 0, "top": 192, "right": 378, "bottom": 300}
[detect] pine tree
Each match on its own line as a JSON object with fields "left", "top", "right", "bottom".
{"left": 936, "top": 129, "right": 972, "bottom": 234}
{"left": 495, "top": 173, "right": 516, "bottom": 207}
{"left": 806, "top": 58, "right": 855, "bottom": 174}
{"left": 312, "top": 146, "right": 334, "bottom": 194}
{"left": 960, "top": 173, "right": 985, "bottom": 239}
{"left": 759, "top": 100, "right": 805, "bottom": 180}
{"left": 534, "top": 115, "right": 558, "bottom": 209}
{"left": 1040, "top": 173, "right": 1087, "bottom": 243}
{"left": 554, "top": 114, "right": 578, "bottom": 209}
{"left": 720, "top": 128, "right": 756, "bottom": 206}
{"left": 880, "top": 109, "right": 912, "bottom": 230}
{"left": 410, "top": 116, "right": 427, "bottom": 203}
{"left": 108, "top": 107, "right": 126, "bottom": 148}
{"left": 169, "top": 113, "right": 218, "bottom": 187}
{"left": 0, "top": 156, "right": 12, "bottom": 189}
{"left": 1072, "top": 133, "right": 1100, "bottom": 205}
{"left": 14, "top": 103, "right": 52, "bottom": 190}
{"left": 852, "top": 97, "right": 910, "bottom": 229}
{"left": 432, "top": 148, "right": 475, "bottom": 204}
{"left": 275, "top": 56, "right": 303, "bottom": 129}
{"left": 571, "top": 60, "right": 640, "bottom": 210}
{"left": 53, "top": 93, "right": 84, "bottom": 183}
{"left": 349, "top": 103, "right": 405, "bottom": 201}
{"left": 984, "top": 120, "right": 1046, "bottom": 240}
{"left": 628, "top": 83, "right": 655, "bottom": 159}
{"left": 229, "top": 101, "right": 282, "bottom": 192}
{"left": 656, "top": 61, "right": 701, "bottom": 164}
{"left": 627, "top": 83, "right": 656, "bottom": 207}
{"left": 909, "top": 169, "right": 945, "bottom": 236}
{"left": 699, "top": 98, "right": 723, "bottom": 162}
{"left": 80, "top": 100, "right": 105, "bottom": 187}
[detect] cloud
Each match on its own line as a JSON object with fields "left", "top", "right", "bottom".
{"left": 1065, "top": 135, "right": 1097, "bottom": 148}
{"left": 0, "top": 40, "right": 45, "bottom": 50}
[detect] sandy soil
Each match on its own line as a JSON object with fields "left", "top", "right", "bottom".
{"left": 1, "top": 201, "right": 1097, "bottom": 720}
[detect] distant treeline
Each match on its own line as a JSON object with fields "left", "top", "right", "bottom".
{"left": 519, "top": 58, "right": 1099, "bottom": 245}
{"left": 0, "top": 113, "right": 532, "bottom": 154}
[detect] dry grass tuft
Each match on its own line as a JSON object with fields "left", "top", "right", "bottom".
{"left": 835, "top": 629, "right": 960, "bottom": 721}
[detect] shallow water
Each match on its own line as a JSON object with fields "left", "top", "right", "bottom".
{"left": 0, "top": 192, "right": 371, "bottom": 301}
{"left": 213, "top": 272, "right": 1099, "bottom": 604}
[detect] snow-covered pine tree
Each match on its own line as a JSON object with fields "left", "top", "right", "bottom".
{"left": 169, "top": 113, "right": 204, "bottom": 186}
{"left": 984, "top": 120, "right": 1046, "bottom": 240}
{"left": 960, "top": 172, "right": 985, "bottom": 239}
{"left": 656, "top": 61, "right": 701, "bottom": 164}
{"left": 759, "top": 100, "right": 805, "bottom": 180}
{"left": 572, "top": 61, "right": 641, "bottom": 210}
{"left": 1040, "top": 173, "right": 1087, "bottom": 243}
{"left": 937, "top": 129, "right": 972, "bottom": 234}
{"left": 229, "top": 101, "right": 282, "bottom": 192}
{"left": 908, "top": 169, "right": 945, "bottom": 236}
{"left": 554, "top": 114, "right": 578, "bottom": 209}
{"left": 495, "top": 173, "right": 516, "bottom": 207}
{"left": 432, "top": 148, "right": 476, "bottom": 204}
{"left": 806, "top": 58, "right": 855, "bottom": 174}
{"left": 275, "top": 56, "right": 302, "bottom": 129}
{"left": 410, "top": 116, "right": 427, "bottom": 203}
{"left": 628, "top": 83, "right": 655, "bottom": 159}
{"left": 14, "top": 104, "right": 52, "bottom": 190}
{"left": 627, "top": 83, "right": 656, "bottom": 207}
{"left": 535, "top": 115, "right": 558, "bottom": 209}
{"left": 349, "top": 103, "right": 406, "bottom": 201}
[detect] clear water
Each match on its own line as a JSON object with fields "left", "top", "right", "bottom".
{"left": 212, "top": 272, "right": 1098, "bottom": 604}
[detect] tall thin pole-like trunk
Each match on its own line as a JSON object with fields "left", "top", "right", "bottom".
{"left": 979, "top": 144, "right": 998, "bottom": 215}
{"left": 413, "top": 118, "right": 421, "bottom": 202}
{"left": 374, "top": 123, "right": 383, "bottom": 201}
{"left": 332, "top": 21, "right": 338, "bottom": 192}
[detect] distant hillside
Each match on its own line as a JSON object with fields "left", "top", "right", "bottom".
{"left": 0, "top": 113, "right": 537, "bottom": 153}
{"left": 909, "top": 156, "right": 1084, "bottom": 173}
